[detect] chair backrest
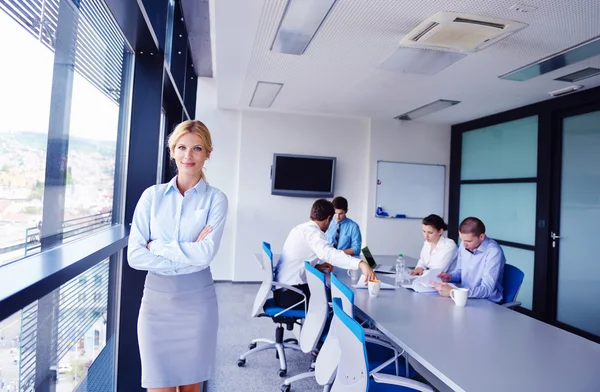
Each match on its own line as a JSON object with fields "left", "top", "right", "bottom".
{"left": 301, "top": 262, "right": 330, "bottom": 353}
{"left": 315, "top": 272, "right": 351, "bottom": 386}
{"left": 250, "top": 242, "right": 275, "bottom": 317}
{"left": 331, "top": 272, "right": 355, "bottom": 318}
{"left": 502, "top": 264, "right": 524, "bottom": 304}
{"left": 330, "top": 297, "right": 369, "bottom": 392}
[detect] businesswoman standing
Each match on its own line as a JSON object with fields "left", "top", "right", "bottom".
{"left": 127, "top": 120, "right": 228, "bottom": 392}
{"left": 410, "top": 214, "right": 457, "bottom": 276}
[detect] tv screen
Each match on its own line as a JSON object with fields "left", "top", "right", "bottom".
{"left": 271, "top": 154, "right": 336, "bottom": 197}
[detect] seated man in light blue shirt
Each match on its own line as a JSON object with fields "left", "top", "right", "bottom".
{"left": 433, "top": 217, "right": 505, "bottom": 303}
{"left": 325, "top": 196, "right": 362, "bottom": 256}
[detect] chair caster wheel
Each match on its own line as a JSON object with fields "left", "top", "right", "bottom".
{"left": 248, "top": 342, "right": 257, "bottom": 350}
{"left": 281, "top": 384, "right": 291, "bottom": 392}
{"left": 278, "top": 369, "right": 287, "bottom": 377}
{"left": 237, "top": 359, "right": 246, "bottom": 367}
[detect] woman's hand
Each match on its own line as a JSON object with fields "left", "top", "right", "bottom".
{"left": 410, "top": 267, "right": 424, "bottom": 276}
{"left": 196, "top": 225, "right": 213, "bottom": 242}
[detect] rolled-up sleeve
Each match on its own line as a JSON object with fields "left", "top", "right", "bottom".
{"left": 151, "top": 192, "right": 228, "bottom": 268}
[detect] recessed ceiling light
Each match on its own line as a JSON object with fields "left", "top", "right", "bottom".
{"left": 395, "top": 100, "right": 461, "bottom": 121}
{"left": 249, "top": 82, "right": 283, "bottom": 108}
{"left": 271, "top": 0, "right": 337, "bottom": 55}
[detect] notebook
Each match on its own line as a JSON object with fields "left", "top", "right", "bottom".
{"left": 401, "top": 268, "right": 444, "bottom": 293}
{"left": 361, "top": 246, "right": 395, "bottom": 274}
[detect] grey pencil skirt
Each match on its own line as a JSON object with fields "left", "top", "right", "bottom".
{"left": 138, "top": 268, "right": 218, "bottom": 388}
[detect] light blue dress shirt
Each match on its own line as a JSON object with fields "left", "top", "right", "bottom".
{"left": 325, "top": 217, "right": 362, "bottom": 256}
{"left": 449, "top": 237, "right": 505, "bottom": 303}
{"left": 127, "top": 176, "right": 228, "bottom": 275}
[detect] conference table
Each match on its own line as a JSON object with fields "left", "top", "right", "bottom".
{"left": 337, "top": 257, "right": 600, "bottom": 392}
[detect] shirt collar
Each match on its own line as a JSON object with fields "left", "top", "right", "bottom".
{"left": 468, "top": 236, "right": 490, "bottom": 254}
{"left": 164, "top": 176, "right": 207, "bottom": 195}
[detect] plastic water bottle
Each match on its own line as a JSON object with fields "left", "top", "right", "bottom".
{"left": 395, "top": 254, "right": 406, "bottom": 285}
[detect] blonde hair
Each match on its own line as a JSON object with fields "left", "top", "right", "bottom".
{"left": 167, "top": 120, "right": 213, "bottom": 180}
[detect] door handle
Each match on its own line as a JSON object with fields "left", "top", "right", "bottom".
{"left": 551, "top": 231, "right": 560, "bottom": 248}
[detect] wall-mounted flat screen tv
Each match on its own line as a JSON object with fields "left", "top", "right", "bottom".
{"left": 271, "top": 154, "right": 336, "bottom": 197}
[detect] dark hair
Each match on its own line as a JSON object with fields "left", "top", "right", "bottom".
{"left": 331, "top": 196, "right": 348, "bottom": 212}
{"left": 459, "top": 217, "right": 486, "bottom": 236}
{"left": 422, "top": 214, "right": 448, "bottom": 231}
{"left": 310, "top": 199, "right": 335, "bottom": 221}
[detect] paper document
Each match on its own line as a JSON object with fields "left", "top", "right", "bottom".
{"left": 352, "top": 275, "right": 397, "bottom": 290}
{"left": 401, "top": 268, "right": 443, "bottom": 293}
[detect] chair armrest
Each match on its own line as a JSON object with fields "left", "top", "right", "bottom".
{"left": 371, "top": 373, "right": 434, "bottom": 392}
{"left": 502, "top": 301, "right": 521, "bottom": 309}
{"left": 364, "top": 336, "right": 402, "bottom": 355}
{"left": 271, "top": 282, "right": 307, "bottom": 314}
{"left": 272, "top": 282, "right": 306, "bottom": 296}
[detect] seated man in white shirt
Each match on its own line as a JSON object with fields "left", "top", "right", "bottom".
{"left": 274, "top": 199, "right": 376, "bottom": 310}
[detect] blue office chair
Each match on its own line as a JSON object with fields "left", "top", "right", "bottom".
{"left": 330, "top": 297, "right": 433, "bottom": 392}
{"left": 501, "top": 264, "right": 524, "bottom": 309}
{"left": 281, "top": 262, "right": 331, "bottom": 392}
{"left": 238, "top": 242, "right": 306, "bottom": 377}
{"left": 325, "top": 273, "right": 415, "bottom": 378}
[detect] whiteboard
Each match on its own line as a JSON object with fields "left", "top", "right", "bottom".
{"left": 376, "top": 161, "right": 445, "bottom": 219}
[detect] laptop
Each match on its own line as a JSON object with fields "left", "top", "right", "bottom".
{"left": 361, "top": 246, "right": 395, "bottom": 274}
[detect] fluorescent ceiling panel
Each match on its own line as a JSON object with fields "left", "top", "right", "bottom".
{"left": 378, "top": 47, "right": 465, "bottom": 75}
{"left": 554, "top": 67, "right": 600, "bottom": 82}
{"left": 500, "top": 35, "right": 600, "bottom": 81}
{"left": 271, "top": 0, "right": 337, "bottom": 55}
{"left": 396, "top": 99, "right": 461, "bottom": 121}
{"left": 249, "top": 82, "right": 283, "bottom": 108}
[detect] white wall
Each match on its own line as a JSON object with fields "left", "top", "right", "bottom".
{"left": 233, "top": 111, "right": 370, "bottom": 281}
{"left": 195, "top": 78, "right": 241, "bottom": 280}
{"left": 364, "top": 119, "right": 451, "bottom": 259}
{"left": 195, "top": 80, "right": 451, "bottom": 281}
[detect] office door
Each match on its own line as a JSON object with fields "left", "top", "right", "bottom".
{"left": 551, "top": 106, "right": 600, "bottom": 341}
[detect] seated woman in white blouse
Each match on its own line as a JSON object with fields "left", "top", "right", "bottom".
{"left": 410, "top": 214, "right": 457, "bottom": 276}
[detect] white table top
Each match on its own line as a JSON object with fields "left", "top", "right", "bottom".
{"left": 338, "top": 271, "right": 600, "bottom": 392}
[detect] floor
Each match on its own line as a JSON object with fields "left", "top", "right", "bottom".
{"left": 206, "top": 282, "right": 322, "bottom": 392}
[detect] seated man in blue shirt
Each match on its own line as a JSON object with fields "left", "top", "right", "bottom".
{"left": 432, "top": 217, "right": 505, "bottom": 303}
{"left": 325, "top": 196, "right": 362, "bottom": 256}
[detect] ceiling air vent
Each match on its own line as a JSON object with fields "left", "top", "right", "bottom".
{"left": 401, "top": 11, "right": 527, "bottom": 53}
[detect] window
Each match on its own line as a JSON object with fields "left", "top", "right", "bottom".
{"left": 0, "top": 0, "right": 131, "bottom": 267}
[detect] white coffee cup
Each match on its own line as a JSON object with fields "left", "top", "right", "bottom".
{"left": 368, "top": 280, "right": 381, "bottom": 297}
{"left": 347, "top": 269, "right": 361, "bottom": 280}
{"left": 450, "top": 288, "right": 468, "bottom": 307}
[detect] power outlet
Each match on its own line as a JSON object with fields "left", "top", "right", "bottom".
{"left": 509, "top": 4, "right": 538, "bottom": 13}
